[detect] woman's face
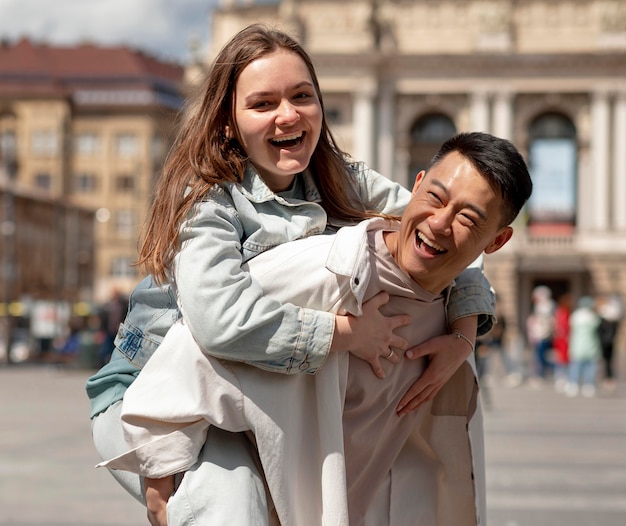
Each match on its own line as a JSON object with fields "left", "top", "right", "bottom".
{"left": 233, "top": 50, "right": 323, "bottom": 192}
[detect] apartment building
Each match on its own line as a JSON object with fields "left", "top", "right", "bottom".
{"left": 209, "top": 0, "right": 626, "bottom": 351}
{"left": 0, "top": 39, "right": 184, "bottom": 304}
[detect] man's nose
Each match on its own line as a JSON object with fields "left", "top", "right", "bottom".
{"left": 429, "top": 208, "right": 454, "bottom": 234}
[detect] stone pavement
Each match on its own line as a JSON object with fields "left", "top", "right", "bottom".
{"left": 0, "top": 363, "right": 625, "bottom": 525}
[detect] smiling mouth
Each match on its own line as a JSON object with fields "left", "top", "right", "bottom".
{"left": 269, "top": 132, "right": 304, "bottom": 148}
{"left": 416, "top": 231, "right": 447, "bottom": 255}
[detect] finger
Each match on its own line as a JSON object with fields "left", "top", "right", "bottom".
{"left": 397, "top": 382, "right": 438, "bottom": 415}
{"left": 387, "top": 349, "right": 402, "bottom": 364}
{"left": 367, "top": 291, "right": 390, "bottom": 309}
{"left": 404, "top": 342, "right": 429, "bottom": 360}
{"left": 397, "top": 381, "right": 425, "bottom": 412}
{"left": 389, "top": 334, "right": 408, "bottom": 352}
{"left": 398, "top": 386, "right": 438, "bottom": 415}
{"left": 388, "top": 313, "right": 412, "bottom": 330}
{"left": 369, "top": 358, "right": 386, "bottom": 379}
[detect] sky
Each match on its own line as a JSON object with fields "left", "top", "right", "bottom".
{"left": 0, "top": 0, "right": 223, "bottom": 64}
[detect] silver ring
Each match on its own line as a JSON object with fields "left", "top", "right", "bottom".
{"left": 385, "top": 349, "right": 394, "bottom": 359}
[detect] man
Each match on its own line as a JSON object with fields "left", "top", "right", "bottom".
{"left": 102, "top": 132, "right": 532, "bottom": 525}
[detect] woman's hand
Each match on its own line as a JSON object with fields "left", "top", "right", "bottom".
{"left": 396, "top": 316, "right": 477, "bottom": 415}
{"left": 145, "top": 475, "right": 175, "bottom": 526}
{"left": 332, "top": 292, "right": 410, "bottom": 378}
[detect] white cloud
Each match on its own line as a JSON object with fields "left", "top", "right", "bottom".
{"left": 0, "top": 0, "right": 219, "bottom": 63}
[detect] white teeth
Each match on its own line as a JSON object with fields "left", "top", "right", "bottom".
{"left": 417, "top": 232, "right": 445, "bottom": 252}
{"left": 272, "top": 132, "right": 302, "bottom": 143}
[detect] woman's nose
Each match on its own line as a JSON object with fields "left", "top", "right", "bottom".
{"left": 276, "top": 100, "right": 299, "bottom": 124}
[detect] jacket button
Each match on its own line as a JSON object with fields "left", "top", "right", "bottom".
{"left": 354, "top": 277, "right": 360, "bottom": 286}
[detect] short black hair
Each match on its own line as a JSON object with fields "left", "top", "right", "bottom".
{"left": 428, "top": 132, "right": 533, "bottom": 226}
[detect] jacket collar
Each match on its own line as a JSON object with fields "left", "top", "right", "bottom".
{"left": 239, "top": 162, "right": 322, "bottom": 204}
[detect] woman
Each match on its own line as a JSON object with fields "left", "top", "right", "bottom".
{"left": 87, "top": 24, "right": 494, "bottom": 525}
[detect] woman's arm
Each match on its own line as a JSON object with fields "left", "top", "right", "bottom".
{"left": 174, "top": 196, "right": 410, "bottom": 376}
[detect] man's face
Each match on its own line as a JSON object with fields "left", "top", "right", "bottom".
{"left": 386, "top": 151, "right": 513, "bottom": 294}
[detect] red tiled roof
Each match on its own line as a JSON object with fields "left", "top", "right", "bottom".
{"left": 0, "top": 38, "right": 184, "bottom": 97}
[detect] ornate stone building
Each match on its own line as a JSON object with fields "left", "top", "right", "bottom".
{"left": 209, "top": 0, "right": 626, "bottom": 354}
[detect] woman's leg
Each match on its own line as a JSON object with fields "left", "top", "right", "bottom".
{"left": 91, "top": 400, "right": 144, "bottom": 503}
{"left": 166, "top": 427, "right": 274, "bottom": 526}
{"left": 93, "top": 402, "right": 273, "bottom": 525}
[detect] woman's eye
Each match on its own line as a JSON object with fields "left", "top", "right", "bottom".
{"left": 294, "top": 92, "right": 313, "bottom": 101}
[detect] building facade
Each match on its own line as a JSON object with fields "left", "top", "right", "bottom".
{"left": 209, "top": 0, "right": 626, "bottom": 355}
{"left": 0, "top": 39, "right": 185, "bottom": 304}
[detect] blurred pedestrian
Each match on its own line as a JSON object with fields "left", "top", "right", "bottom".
{"left": 98, "top": 289, "right": 128, "bottom": 367}
{"left": 566, "top": 296, "right": 601, "bottom": 398}
{"left": 526, "top": 285, "right": 555, "bottom": 381}
{"left": 597, "top": 293, "right": 623, "bottom": 391}
{"left": 46, "top": 316, "right": 82, "bottom": 364}
{"left": 553, "top": 293, "right": 572, "bottom": 392}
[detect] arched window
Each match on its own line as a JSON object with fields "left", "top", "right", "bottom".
{"left": 408, "top": 113, "right": 456, "bottom": 188}
{"left": 527, "top": 113, "right": 577, "bottom": 233}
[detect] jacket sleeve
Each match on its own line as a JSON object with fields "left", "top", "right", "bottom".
{"left": 349, "top": 161, "right": 411, "bottom": 216}
{"left": 447, "top": 254, "right": 496, "bottom": 337}
{"left": 173, "top": 196, "right": 335, "bottom": 375}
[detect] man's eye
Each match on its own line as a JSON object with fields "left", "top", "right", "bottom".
{"left": 459, "top": 213, "right": 477, "bottom": 226}
{"left": 428, "top": 191, "right": 443, "bottom": 204}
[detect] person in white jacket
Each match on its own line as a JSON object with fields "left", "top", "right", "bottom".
{"left": 103, "top": 132, "right": 532, "bottom": 525}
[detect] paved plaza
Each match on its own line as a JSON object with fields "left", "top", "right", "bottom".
{"left": 0, "top": 363, "right": 625, "bottom": 525}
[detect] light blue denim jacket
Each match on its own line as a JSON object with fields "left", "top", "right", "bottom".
{"left": 86, "top": 161, "right": 495, "bottom": 418}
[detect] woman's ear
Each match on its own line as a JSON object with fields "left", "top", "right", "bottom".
{"left": 224, "top": 125, "right": 233, "bottom": 139}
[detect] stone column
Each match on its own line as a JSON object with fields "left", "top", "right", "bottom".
{"left": 493, "top": 91, "right": 513, "bottom": 140}
{"left": 613, "top": 91, "right": 626, "bottom": 230}
{"left": 591, "top": 90, "right": 611, "bottom": 231}
{"left": 470, "top": 90, "right": 490, "bottom": 132}
{"left": 377, "top": 80, "right": 395, "bottom": 182}
{"left": 353, "top": 77, "right": 377, "bottom": 168}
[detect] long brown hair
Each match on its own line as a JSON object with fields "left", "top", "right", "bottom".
{"left": 138, "top": 24, "right": 375, "bottom": 283}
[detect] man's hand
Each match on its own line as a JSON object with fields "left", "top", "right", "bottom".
{"left": 145, "top": 475, "right": 175, "bottom": 526}
{"left": 396, "top": 332, "right": 474, "bottom": 416}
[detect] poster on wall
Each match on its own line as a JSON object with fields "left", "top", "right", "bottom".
{"left": 527, "top": 138, "right": 577, "bottom": 232}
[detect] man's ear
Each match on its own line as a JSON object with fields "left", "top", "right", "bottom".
{"left": 411, "top": 170, "right": 426, "bottom": 195}
{"left": 484, "top": 226, "right": 513, "bottom": 254}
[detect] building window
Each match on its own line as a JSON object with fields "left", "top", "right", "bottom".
{"left": 74, "top": 132, "right": 101, "bottom": 155}
{"left": 74, "top": 172, "right": 98, "bottom": 193}
{"left": 110, "top": 256, "right": 136, "bottom": 278}
{"left": 150, "top": 134, "right": 165, "bottom": 162}
{"left": 325, "top": 107, "right": 342, "bottom": 125}
{"left": 0, "top": 128, "right": 17, "bottom": 158}
{"left": 408, "top": 113, "right": 457, "bottom": 188}
{"left": 115, "top": 174, "right": 135, "bottom": 193}
{"left": 115, "top": 209, "right": 135, "bottom": 237}
{"left": 527, "top": 113, "right": 577, "bottom": 233}
{"left": 115, "top": 133, "right": 138, "bottom": 157}
{"left": 34, "top": 172, "right": 52, "bottom": 191}
{"left": 31, "top": 129, "right": 58, "bottom": 157}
